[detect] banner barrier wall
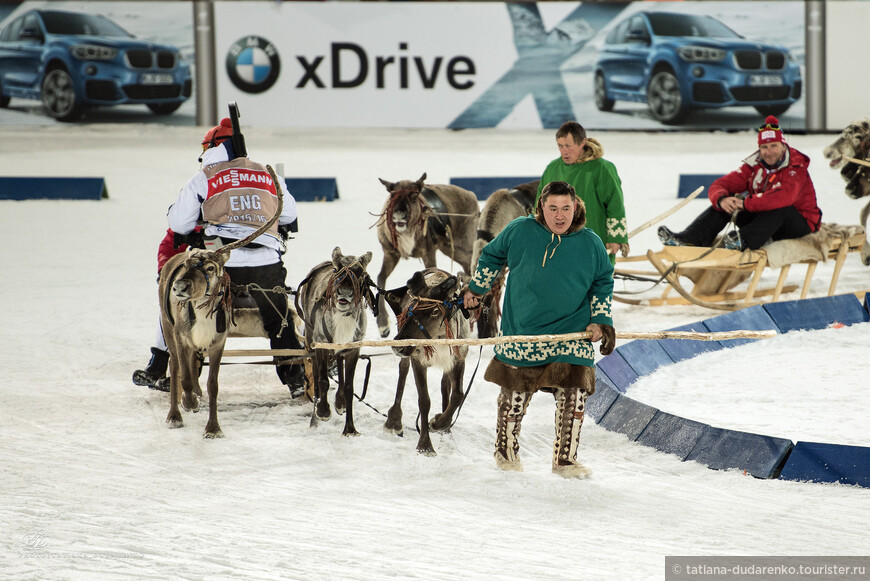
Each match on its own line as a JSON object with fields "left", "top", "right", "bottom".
{"left": 0, "top": 1, "right": 866, "bottom": 130}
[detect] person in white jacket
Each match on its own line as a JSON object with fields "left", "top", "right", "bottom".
{"left": 165, "top": 118, "right": 307, "bottom": 396}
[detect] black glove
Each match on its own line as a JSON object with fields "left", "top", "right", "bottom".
{"left": 278, "top": 219, "right": 299, "bottom": 241}
{"left": 173, "top": 230, "right": 205, "bottom": 249}
{"left": 599, "top": 324, "right": 616, "bottom": 356}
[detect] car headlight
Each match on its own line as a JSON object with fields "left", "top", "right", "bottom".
{"left": 677, "top": 46, "right": 726, "bottom": 63}
{"left": 70, "top": 44, "right": 118, "bottom": 61}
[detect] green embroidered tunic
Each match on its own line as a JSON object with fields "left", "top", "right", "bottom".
{"left": 469, "top": 216, "right": 614, "bottom": 368}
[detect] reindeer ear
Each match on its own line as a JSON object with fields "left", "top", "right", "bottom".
{"left": 384, "top": 286, "right": 408, "bottom": 316}
{"left": 213, "top": 251, "right": 229, "bottom": 267}
{"left": 416, "top": 173, "right": 427, "bottom": 188}
{"left": 332, "top": 246, "right": 343, "bottom": 266}
{"left": 434, "top": 275, "right": 458, "bottom": 298}
{"left": 379, "top": 178, "right": 393, "bottom": 191}
{"left": 360, "top": 251, "right": 373, "bottom": 268}
{"left": 407, "top": 271, "right": 428, "bottom": 295}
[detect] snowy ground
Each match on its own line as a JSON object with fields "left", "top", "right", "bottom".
{"left": 2, "top": 121, "right": 869, "bottom": 580}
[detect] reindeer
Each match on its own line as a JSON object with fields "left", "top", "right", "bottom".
{"left": 471, "top": 180, "right": 539, "bottom": 338}
{"left": 159, "top": 166, "right": 285, "bottom": 438}
{"left": 822, "top": 118, "right": 870, "bottom": 265}
{"left": 382, "top": 268, "right": 470, "bottom": 455}
{"left": 296, "top": 247, "right": 376, "bottom": 436}
{"left": 374, "top": 173, "right": 479, "bottom": 337}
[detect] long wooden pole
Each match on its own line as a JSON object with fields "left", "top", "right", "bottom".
{"left": 312, "top": 329, "right": 776, "bottom": 351}
{"left": 844, "top": 155, "right": 870, "bottom": 169}
{"left": 627, "top": 186, "right": 704, "bottom": 239}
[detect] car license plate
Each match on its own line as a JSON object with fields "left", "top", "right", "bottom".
{"left": 142, "top": 73, "right": 173, "bottom": 85}
{"left": 749, "top": 75, "right": 782, "bottom": 87}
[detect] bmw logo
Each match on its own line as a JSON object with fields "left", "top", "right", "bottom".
{"left": 226, "top": 36, "right": 280, "bottom": 94}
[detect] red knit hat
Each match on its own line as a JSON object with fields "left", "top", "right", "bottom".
{"left": 757, "top": 115, "right": 785, "bottom": 145}
{"left": 201, "top": 118, "right": 233, "bottom": 151}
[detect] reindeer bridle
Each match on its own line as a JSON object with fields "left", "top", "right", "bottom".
{"left": 395, "top": 293, "right": 465, "bottom": 357}
{"left": 323, "top": 261, "right": 377, "bottom": 313}
{"left": 185, "top": 256, "right": 232, "bottom": 320}
{"left": 383, "top": 187, "right": 429, "bottom": 247}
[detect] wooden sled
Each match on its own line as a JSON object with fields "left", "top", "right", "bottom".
{"left": 615, "top": 227, "right": 866, "bottom": 311}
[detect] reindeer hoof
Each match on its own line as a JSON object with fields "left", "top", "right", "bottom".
{"left": 182, "top": 394, "right": 200, "bottom": 413}
{"left": 342, "top": 428, "right": 360, "bottom": 437}
{"left": 203, "top": 429, "right": 224, "bottom": 439}
{"left": 314, "top": 401, "right": 332, "bottom": 422}
{"left": 384, "top": 423, "right": 403, "bottom": 437}
{"left": 335, "top": 404, "right": 346, "bottom": 416}
{"left": 166, "top": 417, "right": 184, "bottom": 429}
{"left": 416, "top": 446, "right": 437, "bottom": 457}
{"left": 429, "top": 414, "right": 452, "bottom": 432}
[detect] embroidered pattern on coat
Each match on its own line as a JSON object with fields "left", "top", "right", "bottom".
{"left": 606, "top": 217, "right": 627, "bottom": 238}
{"left": 471, "top": 265, "right": 500, "bottom": 290}
{"left": 495, "top": 339, "right": 595, "bottom": 363}
{"left": 590, "top": 295, "right": 611, "bottom": 318}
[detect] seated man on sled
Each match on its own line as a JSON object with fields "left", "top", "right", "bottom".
{"left": 658, "top": 115, "right": 822, "bottom": 251}
{"left": 134, "top": 117, "right": 307, "bottom": 396}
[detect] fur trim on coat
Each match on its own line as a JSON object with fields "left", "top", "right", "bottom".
{"left": 484, "top": 359, "right": 596, "bottom": 394}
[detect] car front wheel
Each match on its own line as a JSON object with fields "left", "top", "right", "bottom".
{"left": 147, "top": 102, "right": 182, "bottom": 115}
{"left": 647, "top": 70, "right": 689, "bottom": 124}
{"left": 41, "top": 68, "right": 82, "bottom": 121}
{"left": 0, "top": 78, "right": 10, "bottom": 108}
{"left": 594, "top": 73, "right": 614, "bottom": 112}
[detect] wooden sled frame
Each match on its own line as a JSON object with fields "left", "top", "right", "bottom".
{"left": 616, "top": 231, "right": 866, "bottom": 311}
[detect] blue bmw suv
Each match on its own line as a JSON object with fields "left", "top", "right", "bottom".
{"left": 593, "top": 11, "right": 802, "bottom": 124}
{"left": 0, "top": 9, "right": 191, "bottom": 121}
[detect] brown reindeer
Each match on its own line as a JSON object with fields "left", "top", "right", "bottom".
{"left": 374, "top": 173, "right": 479, "bottom": 337}
{"left": 160, "top": 166, "right": 286, "bottom": 438}
{"left": 382, "top": 268, "right": 470, "bottom": 455}
{"left": 823, "top": 119, "right": 870, "bottom": 265}
{"left": 471, "top": 180, "right": 539, "bottom": 338}
{"left": 296, "top": 247, "right": 376, "bottom": 436}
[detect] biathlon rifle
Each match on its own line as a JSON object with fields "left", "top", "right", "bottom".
{"left": 228, "top": 101, "right": 247, "bottom": 158}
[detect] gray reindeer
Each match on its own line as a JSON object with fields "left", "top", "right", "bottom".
{"left": 296, "top": 247, "right": 376, "bottom": 436}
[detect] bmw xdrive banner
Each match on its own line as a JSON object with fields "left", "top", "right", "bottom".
{"left": 215, "top": 1, "right": 806, "bottom": 130}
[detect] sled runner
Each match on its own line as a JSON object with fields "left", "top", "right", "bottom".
{"left": 615, "top": 224, "right": 866, "bottom": 311}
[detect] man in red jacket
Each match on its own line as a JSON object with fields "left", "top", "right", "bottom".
{"left": 658, "top": 116, "right": 822, "bottom": 251}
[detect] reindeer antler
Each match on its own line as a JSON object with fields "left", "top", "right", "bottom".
{"left": 213, "top": 164, "right": 284, "bottom": 259}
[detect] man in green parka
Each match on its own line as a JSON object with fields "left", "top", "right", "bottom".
{"left": 463, "top": 181, "right": 616, "bottom": 478}
{"left": 536, "top": 120, "right": 629, "bottom": 265}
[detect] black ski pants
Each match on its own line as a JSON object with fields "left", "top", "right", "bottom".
{"left": 679, "top": 205, "right": 812, "bottom": 250}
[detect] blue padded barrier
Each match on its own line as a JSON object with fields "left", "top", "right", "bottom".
{"left": 284, "top": 178, "right": 339, "bottom": 202}
{"left": 685, "top": 426, "right": 793, "bottom": 479}
{"left": 596, "top": 394, "right": 658, "bottom": 441}
{"left": 449, "top": 177, "right": 540, "bottom": 201}
{"left": 595, "top": 351, "right": 638, "bottom": 393}
{"left": 678, "top": 174, "right": 721, "bottom": 198}
{"left": 0, "top": 177, "right": 108, "bottom": 200}
{"left": 762, "top": 294, "right": 868, "bottom": 333}
{"left": 594, "top": 365, "right": 618, "bottom": 392}
{"left": 636, "top": 411, "right": 709, "bottom": 460}
{"left": 615, "top": 340, "right": 674, "bottom": 380}
{"left": 657, "top": 322, "right": 723, "bottom": 363}
{"left": 701, "top": 305, "right": 780, "bottom": 348}
{"left": 778, "top": 441, "right": 870, "bottom": 487}
{"left": 587, "top": 381, "right": 619, "bottom": 422}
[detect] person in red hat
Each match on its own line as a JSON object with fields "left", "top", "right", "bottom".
{"left": 134, "top": 118, "right": 307, "bottom": 396}
{"left": 657, "top": 115, "right": 822, "bottom": 251}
